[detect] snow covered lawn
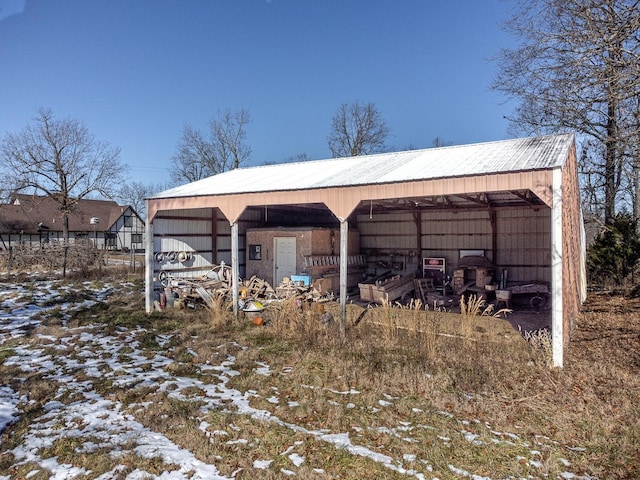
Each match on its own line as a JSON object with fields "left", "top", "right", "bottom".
{"left": 0, "top": 278, "right": 617, "bottom": 478}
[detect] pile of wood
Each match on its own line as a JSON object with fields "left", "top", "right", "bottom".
{"left": 179, "top": 264, "right": 235, "bottom": 308}
{"left": 241, "top": 276, "right": 277, "bottom": 300}
{"left": 275, "top": 277, "right": 328, "bottom": 302}
{"left": 158, "top": 266, "right": 330, "bottom": 310}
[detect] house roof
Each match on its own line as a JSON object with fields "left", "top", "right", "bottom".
{"left": 0, "top": 194, "right": 137, "bottom": 235}
{"left": 153, "top": 133, "right": 574, "bottom": 200}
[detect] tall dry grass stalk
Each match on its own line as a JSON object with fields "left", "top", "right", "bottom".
{"left": 402, "top": 298, "right": 423, "bottom": 335}
{"left": 422, "top": 309, "right": 441, "bottom": 356}
{"left": 521, "top": 327, "right": 553, "bottom": 367}
{"left": 459, "top": 294, "right": 481, "bottom": 339}
{"left": 460, "top": 294, "right": 512, "bottom": 340}
{"left": 267, "top": 297, "right": 332, "bottom": 347}
{"left": 368, "top": 298, "right": 444, "bottom": 359}
{"left": 207, "top": 293, "right": 233, "bottom": 331}
{"left": 404, "top": 299, "right": 441, "bottom": 358}
{"left": 269, "top": 297, "right": 304, "bottom": 334}
{"left": 378, "top": 298, "right": 397, "bottom": 344}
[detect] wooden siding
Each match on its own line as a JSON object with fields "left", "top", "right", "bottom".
{"left": 109, "top": 207, "right": 145, "bottom": 251}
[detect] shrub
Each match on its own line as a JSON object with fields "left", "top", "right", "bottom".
{"left": 587, "top": 213, "right": 640, "bottom": 288}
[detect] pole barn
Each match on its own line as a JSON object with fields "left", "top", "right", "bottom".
{"left": 146, "top": 133, "right": 586, "bottom": 367}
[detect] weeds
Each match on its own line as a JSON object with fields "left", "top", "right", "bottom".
{"left": 459, "top": 294, "right": 512, "bottom": 340}
{"left": 2, "top": 278, "right": 638, "bottom": 478}
{"left": 521, "top": 327, "right": 554, "bottom": 367}
{"left": 269, "top": 297, "right": 305, "bottom": 335}
{"left": 206, "top": 292, "right": 234, "bottom": 331}
{"left": 378, "top": 298, "right": 398, "bottom": 343}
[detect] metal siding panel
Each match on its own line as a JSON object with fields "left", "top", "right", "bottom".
{"left": 155, "top": 218, "right": 212, "bottom": 235}
{"left": 217, "top": 221, "right": 231, "bottom": 235}
{"left": 187, "top": 221, "right": 213, "bottom": 235}
{"left": 494, "top": 207, "right": 551, "bottom": 282}
{"left": 155, "top": 236, "right": 212, "bottom": 252}
{"left": 217, "top": 237, "right": 231, "bottom": 250}
{"left": 218, "top": 251, "right": 232, "bottom": 264}
{"left": 156, "top": 208, "right": 212, "bottom": 218}
{"left": 241, "top": 209, "right": 263, "bottom": 221}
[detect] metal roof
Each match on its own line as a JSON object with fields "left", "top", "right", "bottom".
{"left": 153, "top": 133, "right": 574, "bottom": 199}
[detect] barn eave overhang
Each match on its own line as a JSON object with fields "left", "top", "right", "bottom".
{"left": 146, "top": 168, "right": 555, "bottom": 223}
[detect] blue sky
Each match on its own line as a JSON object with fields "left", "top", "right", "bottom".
{"left": 1, "top": 0, "right": 517, "bottom": 187}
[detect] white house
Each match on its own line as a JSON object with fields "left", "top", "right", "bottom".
{"left": 0, "top": 194, "right": 145, "bottom": 252}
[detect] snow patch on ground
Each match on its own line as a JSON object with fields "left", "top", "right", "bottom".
{"left": 0, "top": 280, "right": 594, "bottom": 479}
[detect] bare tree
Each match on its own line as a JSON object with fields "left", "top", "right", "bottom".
{"left": 327, "top": 101, "right": 390, "bottom": 157}
{"left": 171, "top": 109, "right": 252, "bottom": 183}
{"left": 211, "top": 109, "right": 252, "bottom": 170}
{"left": 431, "top": 137, "right": 454, "bottom": 148}
{"left": 0, "top": 108, "right": 124, "bottom": 242}
{"left": 170, "top": 125, "right": 217, "bottom": 183}
{"left": 262, "top": 153, "right": 311, "bottom": 166}
{"left": 492, "top": 0, "right": 640, "bottom": 224}
{"left": 624, "top": 96, "right": 640, "bottom": 233}
{"left": 117, "top": 180, "right": 171, "bottom": 220}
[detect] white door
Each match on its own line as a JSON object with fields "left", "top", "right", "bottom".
{"left": 274, "top": 237, "right": 296, "bottom": 285}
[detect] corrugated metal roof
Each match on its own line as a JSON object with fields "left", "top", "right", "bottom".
{"left": 152, "top": 133, "right": 574, "bottom": 199}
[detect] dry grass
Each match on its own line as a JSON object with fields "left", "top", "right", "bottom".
{"left": 232, "top": 293, "right": 640, "bottom": 478}
{"left": 521, "top": 327, "right": 554, "bottom": 367}
{"left": 1, "top": 281, "right": 638, "bottom": 478}
{"left": 206, "top": 291, "right": 235, "bottom": 331}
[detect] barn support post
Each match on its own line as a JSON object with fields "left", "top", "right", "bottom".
{"left": 339, "top": 219, "right": 348, "bottom": 339}
{"left": 551, "top": 168, "right": 564, "bottom": 367}
{"left": 489, "top": 208, "right": 497, "bottom": 264}
{"left": 231, "top": 222, "right": 239, "bottom": 321}
{"left": 211, "top": 209, "right": 218, "bottom": 263}
{"left": 412, "top": 207, "right": 422, "bottom": 266}
{"left": 144, "top": 203, "right": 154, "bottom": 314}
